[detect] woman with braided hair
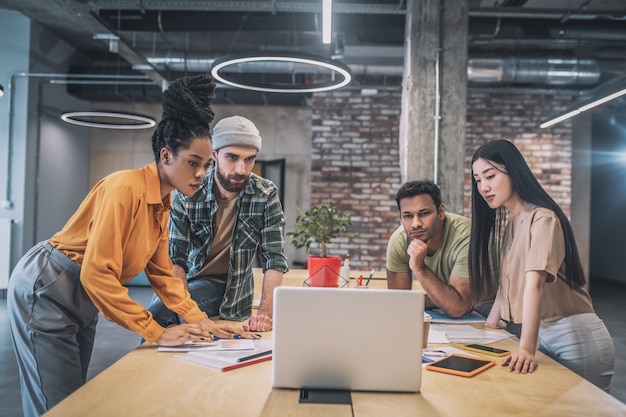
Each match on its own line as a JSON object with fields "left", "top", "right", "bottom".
{"left": 8, "top": 75, "right": 250, "bottom": 417}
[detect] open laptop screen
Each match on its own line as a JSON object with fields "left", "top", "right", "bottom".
{"left": 272, "top": 287, "right": 425, "bottom": 392}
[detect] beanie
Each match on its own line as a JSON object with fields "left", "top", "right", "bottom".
{"left": 212, "top": 116, "right": 262, "bottom": 152}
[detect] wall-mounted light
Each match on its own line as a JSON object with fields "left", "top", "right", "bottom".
{"left": 541, "top": 76, "right": 626, "bottom": 128}
{"left": 211, "top": 53, "right": 351, "bottom": 93}
{"left": 60, "top": 111, "right": 156, "bottom": 129}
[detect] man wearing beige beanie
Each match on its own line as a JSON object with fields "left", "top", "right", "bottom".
{"left": 148, "top": 115, "right": 288, "bottom": 332}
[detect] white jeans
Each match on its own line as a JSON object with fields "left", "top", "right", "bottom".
{"left": 539, "top": 313, "right": 615, "bottom": 392}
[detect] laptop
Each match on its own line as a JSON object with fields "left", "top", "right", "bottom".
{"left": 272, "top": 286, "right": 425, "bottom": 393}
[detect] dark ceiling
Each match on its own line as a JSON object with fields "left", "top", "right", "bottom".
{"left": 1, "top": 0, "right": 626, "bottom": 108}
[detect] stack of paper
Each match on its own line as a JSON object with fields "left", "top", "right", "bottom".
{"left": 430, "top": 324, "right": 514, "bottom": 344}
{"left": 158, "top": 339, "right": 253, "bottom": 352}
{"left": 174, "top": 339, "right": 273, "bottom": 372}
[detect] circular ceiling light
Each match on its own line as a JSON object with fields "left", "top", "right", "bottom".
{"left": 60, "top": 111, "right": 157, "bottom": 129}
{"left": 211, "top": 53, "right": 352, "bottom": 93}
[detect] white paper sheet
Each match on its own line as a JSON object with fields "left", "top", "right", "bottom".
{"left": 430, "top": 324, "right": 514, "bottom": 344}
{"left": 175, "top": 340, "right": 273, "bottom": 371}
{"left": 158, "top": 338, "right": 256, "bottom": 352}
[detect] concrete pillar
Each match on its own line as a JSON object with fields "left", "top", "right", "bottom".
{"left": 399, "top": 0, "right": 468, "bottom": 213}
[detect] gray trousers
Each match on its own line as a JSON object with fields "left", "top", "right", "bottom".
{"left": 7, "top": 241, "right": 99, "bottom": 417}
{"left": 539, "top": 312, "right": 615, "bottom": 392}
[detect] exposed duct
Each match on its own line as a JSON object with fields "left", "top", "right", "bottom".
{"left": 141, "top": 55, "right": 601, "bottom": 86}
{"left": 468, "top": 58, "right": 600, "bottom": 85}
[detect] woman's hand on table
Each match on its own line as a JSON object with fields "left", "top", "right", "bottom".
{"left": 156, "top": 322, "right": 214, "bottom": 346}
{"left": 243, "top": 314, "right": 272, "bottom": 332}
{"left": 502, "top": 348, "right": 537, "bottom": 374}
{"left": 198, "top": 317, "right": 260, "bottom": 339}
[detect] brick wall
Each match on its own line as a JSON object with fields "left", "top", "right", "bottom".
{"left": 463, "top": 93, "right": 575, "bottom": 217}
{"left": 311, "top": 86, "right": 403, "bottom": 270}
{"left": 311, "top": 83, "right": 575, "bottom": 270}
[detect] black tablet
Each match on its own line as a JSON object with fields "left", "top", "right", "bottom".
{"left": 425, "top": 353, "right": 496, "bottom": 377}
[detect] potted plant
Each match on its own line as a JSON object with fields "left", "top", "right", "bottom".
{"left": 287, "top": 200, "right": 358, "bottom": 287}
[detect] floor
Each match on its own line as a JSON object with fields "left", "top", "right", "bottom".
{"left": 0, "top": 280, "right": 624, "bottom": 417}
{"left": 0, "top": 286, "right": 153, "bottom": 417}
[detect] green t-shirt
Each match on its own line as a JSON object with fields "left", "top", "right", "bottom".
{"left": 385, "top": 212, "right": 471, "bottom": 282}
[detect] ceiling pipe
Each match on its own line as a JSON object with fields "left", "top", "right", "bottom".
{"left": 468, "top": 7, "right": 626, "bottom": 21}
{"left": 469, "top": 17, "right": 626, "bottom": 42}
{"left": 94, "top": 1, "right": 409, "bottom": 15}
{"left": 468, "top": 58, "right": 600, "bottom": 85}
{"left": 141, "top": 55, "right": 601, "bottom": 86}
{"left": 93, "top": 2, "right": 626, "bottom": 19}
{"left": 96, "top": 8, "right": 626, "bottom": 42}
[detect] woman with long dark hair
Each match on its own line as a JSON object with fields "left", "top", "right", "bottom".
{"left": 469, "top": 139, "right": 614, "bottom": 391}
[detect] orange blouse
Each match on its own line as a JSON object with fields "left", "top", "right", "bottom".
{"left": 49, "top": 163, "right": 205, "bottom": 343}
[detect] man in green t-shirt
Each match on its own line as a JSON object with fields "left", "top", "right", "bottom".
{"left": 386, "top": 181, "right": 480, "bottom": 318}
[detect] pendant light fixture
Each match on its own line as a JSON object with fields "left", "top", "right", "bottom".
{"left": 211, "top": 53, "right": 351, "bottom": 94}
{"left": 60, "top": 111, "right": 156, "bottom": 129}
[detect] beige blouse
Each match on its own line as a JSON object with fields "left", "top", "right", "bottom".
{"left": 498, "top": 205, "right": 594, "bottom": 323}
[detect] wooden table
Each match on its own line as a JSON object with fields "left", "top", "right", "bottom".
{"left": 43, "top": 268, "right": 626, "bottom": 417}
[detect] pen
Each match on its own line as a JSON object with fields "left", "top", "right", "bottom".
{"left": 233, "top": 334, "right": 262, "bottom": 339}
{"left": 365, "top": 268, "right": 375, "bottom": 286}
{"left": 358, "top": 274, "right": 363, "bottom": 286}
{"left": 423, "top": 349, "right": 448, "bottom": 357}
{"left": 422, "top": 355, "right": 436, "bottom": 364}
{"left": 237, "top": 350, "right": 272, "bottom": 362}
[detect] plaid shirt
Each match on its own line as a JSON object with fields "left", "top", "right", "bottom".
{"left": 169, "top": 165, "right": 288, "bottom": 320}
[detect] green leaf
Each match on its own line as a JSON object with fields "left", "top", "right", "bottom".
{"left": 286, "top": 200, "right": 358, "bottom": 258}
